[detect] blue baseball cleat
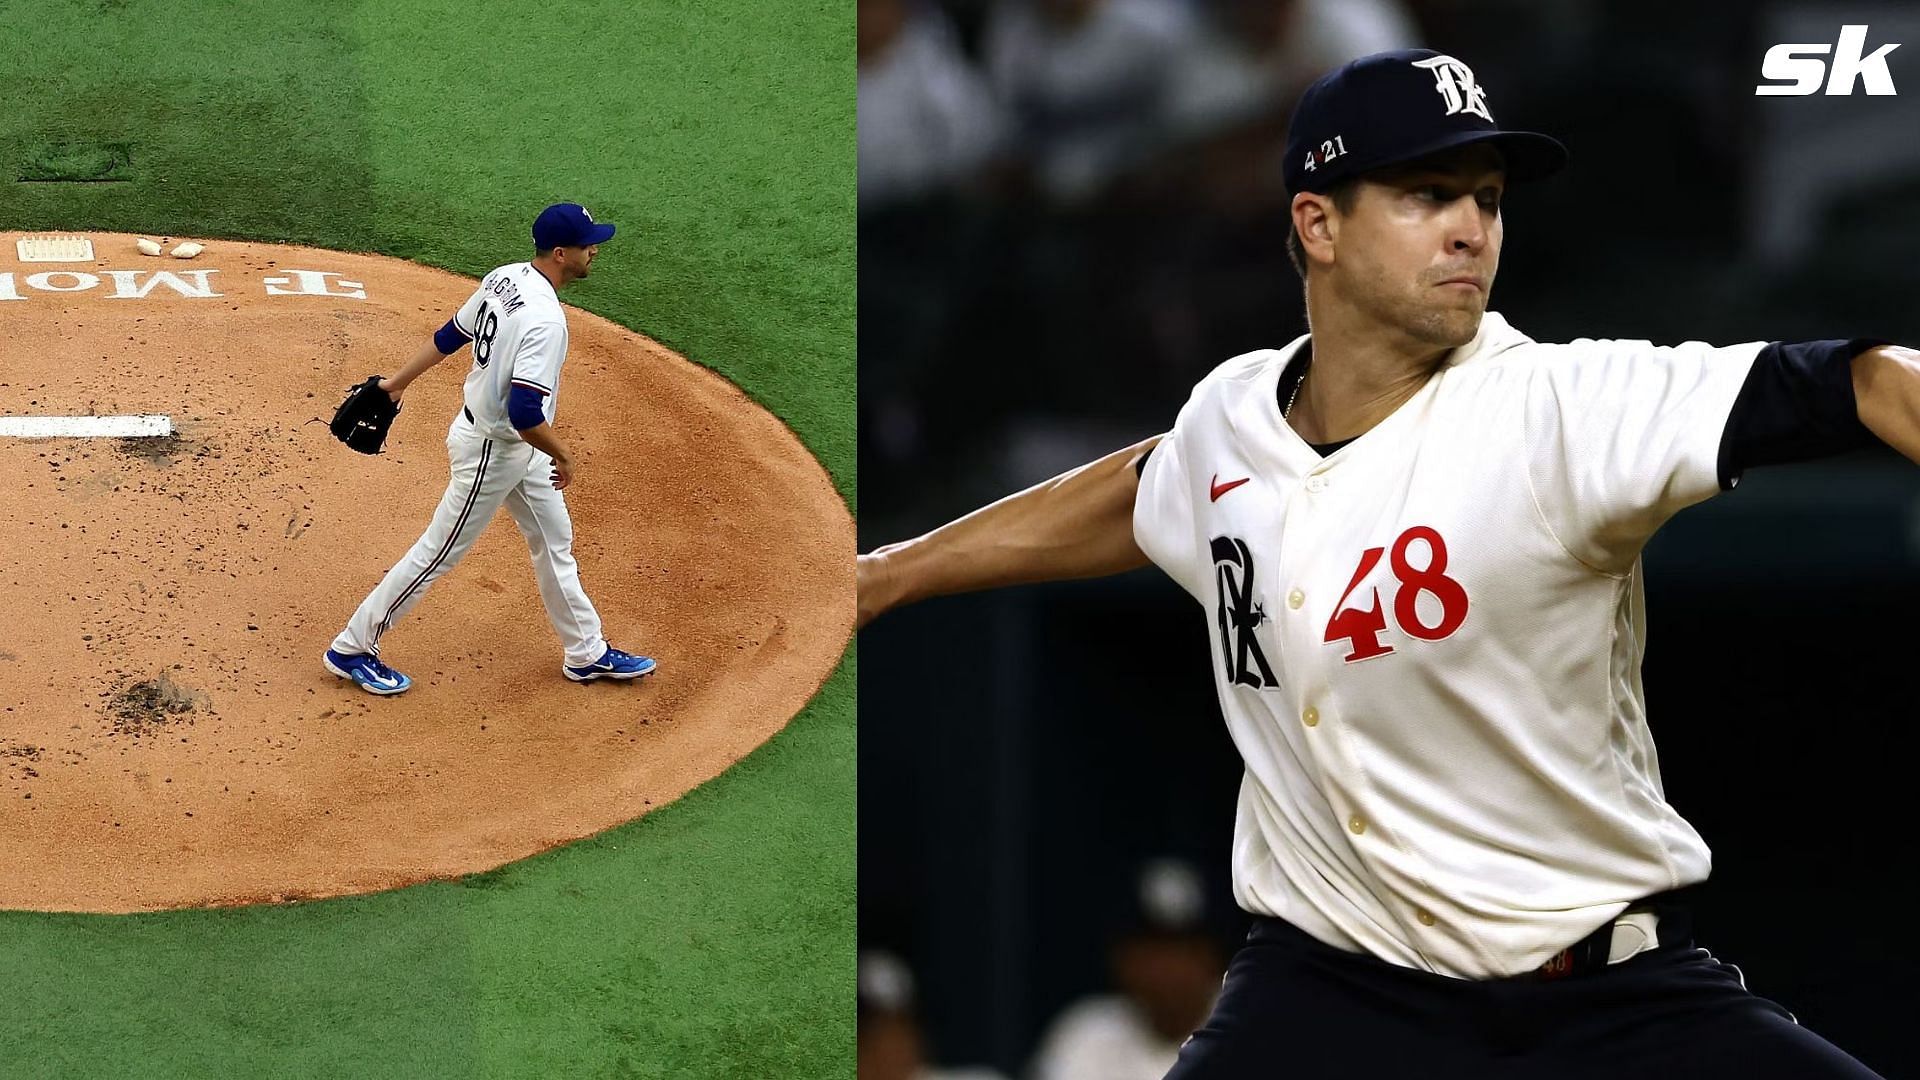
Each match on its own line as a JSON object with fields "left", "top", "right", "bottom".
{"left": 565, "top": 646, "right": 658, "bottom": 683}
{"left": 323, "top": 649, "right": 413, "bottom": 695}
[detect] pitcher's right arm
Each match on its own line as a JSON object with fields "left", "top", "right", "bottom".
{"left": 857, "top": 434, "right": 1164, "bottom": 629}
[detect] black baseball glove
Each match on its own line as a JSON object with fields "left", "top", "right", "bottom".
{"left": 329, "top": 376, "right": 401, "bottom": 454}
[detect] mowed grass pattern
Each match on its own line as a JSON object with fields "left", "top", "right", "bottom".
{"left": 0, "top": 1, "right": 852, "bottom": 1076}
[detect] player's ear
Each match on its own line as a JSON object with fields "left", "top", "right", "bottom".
{"left": 1293, "top": 192, "right": 1337, "bottom": 265}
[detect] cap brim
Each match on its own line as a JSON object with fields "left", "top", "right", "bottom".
{"left": 583, "top": 222, "right": 616, "bottom": 244}
{"left": 1385, "top": 129, "right": 1568, "bottom": 184}
{"left": 1471, "top": 130, "right": 1567, "bottom": 182}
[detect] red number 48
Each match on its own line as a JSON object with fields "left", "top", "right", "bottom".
{"left": 1322, "top": 526, "right": 1470, "bottom": 662}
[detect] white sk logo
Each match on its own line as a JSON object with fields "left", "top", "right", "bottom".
{"left": 1412, "top": 55, "right": 1493, "bottom": 121}
{"left": 1756, "top": 24, "right": 1900, "bottom": 95}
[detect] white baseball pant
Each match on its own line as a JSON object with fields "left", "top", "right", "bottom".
{"left": 331, "top": 410, "right": 608, "bottom": 668}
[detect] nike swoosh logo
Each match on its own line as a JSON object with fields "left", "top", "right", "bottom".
{"left": 364, "top": 670, "right": 398, "bottom": 688}
{"left": 1210, "top": 474, "right": 1251, "bottom": 502}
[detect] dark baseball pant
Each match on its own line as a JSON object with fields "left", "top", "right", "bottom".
{"left": 1165, "top": 910, "right": 1882, "bottom": 1079}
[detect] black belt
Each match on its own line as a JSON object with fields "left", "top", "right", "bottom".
{"left": 1246, "top": 887, "right": 1698, "bottom": 982}
{"left": 464, "top": 406, "right": 475, "bottom": 424}
{"left": 1533, "top": 886, "right": 1696, "bottom": 980}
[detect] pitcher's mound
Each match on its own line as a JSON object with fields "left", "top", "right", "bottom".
{"left": 0, "top": 232, "right": 852, "bottom": 912}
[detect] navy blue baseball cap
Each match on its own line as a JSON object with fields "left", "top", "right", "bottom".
{"left": 1283, "top": 50, "right": 1567, "bottom": 196}
{"left": 532, "top": 203, "right": 616, "bottom": 248}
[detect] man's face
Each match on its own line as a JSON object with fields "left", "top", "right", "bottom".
{"left": 1036, "top": 0, "right": 1101, "bottom": 26}
{"left": 1326, "top": 144, "right": 1506, "bottom": 350}
{"left": 1113, "top": 934, "right": 1222, "bottom": 1041}
{"left": 855, "top": 1013, "right": 923, "bottom": 1080}
{"left": 857, "top": 0, "right": 906, "bottom": 63}
{"left": 562, "top": 243, "right": 598, "bottom": 281}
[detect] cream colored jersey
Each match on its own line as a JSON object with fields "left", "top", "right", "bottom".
{"left": 1133, "top": 311, "right": 1763, "bottom": 979}
{"left": 453, "top": 262, "right": 568, "bottom": 440}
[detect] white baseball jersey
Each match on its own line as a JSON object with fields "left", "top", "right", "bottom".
{"left": 1133, "top": 311, "right": 1764, "bottom": 979}
{"left": 453, "top": 262, "right": 569, "bottom": 440}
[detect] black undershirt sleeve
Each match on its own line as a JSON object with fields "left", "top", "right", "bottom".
{"left": 1715, "top": 338, "right": 1892, "bottom": 490}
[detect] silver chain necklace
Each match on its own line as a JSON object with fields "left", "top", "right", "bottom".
{"left": 1284, "top": 364, "right": 1308, "bottom": 418}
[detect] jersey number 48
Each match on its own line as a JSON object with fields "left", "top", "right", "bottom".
{"left": 1324, "top": 525, "right": 1470, "bottom": 662}
{"left": 472, "top": 301, "right": 501, "bottom": 367}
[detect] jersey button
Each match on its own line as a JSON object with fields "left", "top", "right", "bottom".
{"left": 1302, "top": 706, "right": 1319, "bottom": 728}
{"left": 1348, "top": 816, "right": 1366, "bottom": 835}
{"left": 1287, "top": 588, "right": 1305, "bottom": 610}
{"left": 1417, "top": 909, "right": 1437, "bottom": 927}
{"left": 1306, "top": 475, "right": 1327, "bottom": 493}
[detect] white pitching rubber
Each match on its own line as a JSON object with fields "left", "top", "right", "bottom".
{"left": 0, "top": 415, "right": 173, "bottom": 438}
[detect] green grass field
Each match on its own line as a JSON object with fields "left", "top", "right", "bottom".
{"left": 0, "top": 2, "right": 852, "bottom": 1076}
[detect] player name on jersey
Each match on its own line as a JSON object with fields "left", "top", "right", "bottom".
{"left": 476, "top": 271, "right": 527, "bottom": 316}
{"left": 0, "top": 268, "right": 369, "bottom": 301}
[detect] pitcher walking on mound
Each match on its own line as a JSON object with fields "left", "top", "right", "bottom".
{"left": 324, "top": 203, "right": 656, "bottom": 696}
{"left": 858, "top": 51, "right": 1915, "bottom": 1078}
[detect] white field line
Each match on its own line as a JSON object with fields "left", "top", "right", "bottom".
{"left": 0, "top": 415, "right": 172, "bottom": 437}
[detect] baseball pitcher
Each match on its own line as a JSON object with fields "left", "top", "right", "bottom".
{"left": 858, "top": 51, "right": 1912, "bottom": 1078}
{"left": 324, "top": 203, "right": 657, "bottom": 695}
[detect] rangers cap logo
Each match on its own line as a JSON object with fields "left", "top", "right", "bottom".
{"left": 1411, "top": 55, "right": 1494, "bottom": 122}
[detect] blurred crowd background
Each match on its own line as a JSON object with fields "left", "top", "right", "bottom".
{"left": 860, "top": 2, "right": 1920, "bottom": 1078}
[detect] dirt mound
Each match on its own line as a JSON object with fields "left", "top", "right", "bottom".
{"left": 0, "top": 232, "right": 852, "bottom": 912}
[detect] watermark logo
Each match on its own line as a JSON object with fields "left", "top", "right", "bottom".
{"left": 1756, "top": 24, "right": 1900, "bottom": 96}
